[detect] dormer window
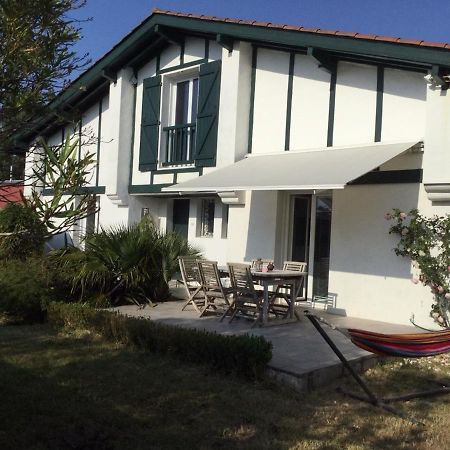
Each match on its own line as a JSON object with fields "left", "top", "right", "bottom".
{"left": 162, "top": 75, "right": 199, "bottom": 166}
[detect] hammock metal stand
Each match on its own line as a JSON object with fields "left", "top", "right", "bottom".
{"left": 305, "top": 311, "right": 450, "bottom": 425}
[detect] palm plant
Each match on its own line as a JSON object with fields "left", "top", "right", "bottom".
{"left": 59, "top": 216, "right": 200, "bottom": 306}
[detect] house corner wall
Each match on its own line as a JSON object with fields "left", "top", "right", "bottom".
{"left": 216, "top": 42, "right": 252, "bottom": 167}
{"left": 423, "top": 85, "right": 450, "bottom": 201}
{"left": 103, "top": 68, "right": 135, "bottom": 203}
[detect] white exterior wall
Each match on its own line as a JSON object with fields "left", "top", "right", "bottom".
{"left": 184, "top": 37, "right": 205, "bottom": 62}
{"left": 381, "top": 69, "right": 426, "bottom": 142}
{"left": 186, "top": 198, "right": 228, "bottom": 264}
{"left": 216, "top": 42, "right": 252, "bottom": 166}
{"left": 231, "top": 190, "right": 279, "bottom": 262}
{"left": 251, "top": 49, "right": 290, "bottom": 154}
{"left": 160, "top": 45, "right": 181, "bottom": 71}
{"left": 333, "top": 62, "right": 377, "bottom": 146}
{"left": 103, "top": 67, "right": 135, "bottom": 204}
{"left": 423, "top": 86, "right": 450, "bottom": 185}
{"left": 289, "top": 55, "right": 330, "bottom": 150}
{"left": 80, "top": 102, "right": 99, "bottom": 186}
{"left": 328, "top": 183, "right": 450, "bottom": 326}
{"left": 96, "top": 95, "right": 111, "bottom": 187}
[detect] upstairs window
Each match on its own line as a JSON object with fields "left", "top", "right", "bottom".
{"left": 163, "top": 76, "right": 199, "bottom": 166}
{"left": 139, "top": 61, "right": 221, "bottom": 173}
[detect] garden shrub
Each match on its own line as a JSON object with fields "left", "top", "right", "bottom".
{"left": 59, "top": 216, "right": 200, "bottom": 306}
{"left": 0, "top": 203, "right": 47, "bottom": 260}
{"left": 45, "top": 248, "right": 96, "bottom": 305}
{"left": 0, "top": 258, "right": 50, "bottom": 322}
{"left": 386, "top": 209, "right": 450, "bottom": 327}
{"left": 47, "top": 302, "right": 273, "bottom": 380}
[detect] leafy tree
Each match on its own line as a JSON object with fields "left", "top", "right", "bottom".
{"left": 0, "top": 0, "right": 89, "bottom": 179}
{"left": 28, "top": 135, "right": 98, "bottom": 238}
{"left": 386, "top": 209, "right": 450, "bottom": 327}
{"left": 0, "top": 135, "right": 98, "bottom": 259}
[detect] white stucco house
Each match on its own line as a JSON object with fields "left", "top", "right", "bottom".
{"left": 22, "top": 9, "right": 450, "bottom": 326}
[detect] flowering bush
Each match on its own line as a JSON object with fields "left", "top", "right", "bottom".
{"left": 386, "top": 209, "right": 450, "bottom": 327}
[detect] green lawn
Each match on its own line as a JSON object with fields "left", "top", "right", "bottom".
{"left": 1, "top": 324, "right": 450, "bottom": 449}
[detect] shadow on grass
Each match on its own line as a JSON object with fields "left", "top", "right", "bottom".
{"left": 0, "top": 324, "right": 447, "bottom": 449}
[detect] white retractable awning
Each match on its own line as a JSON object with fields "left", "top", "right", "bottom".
{"left": 162, "top": 141, "right": 419, "bottom": 193}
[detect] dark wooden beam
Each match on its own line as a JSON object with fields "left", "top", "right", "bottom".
{"left": 427, "top": 65, "right": 450, "bottom": 89}
{"left": 101, "top": 68, "right": 117, "bottom": 83}
{"left": 154, "top": 24, "right": 184, "bottom": 46}
{"left": 307, "top": 47, "right": 337, "bottom": 73}
{"left": 216, "top": 34, "right": 234, "bottom": 53}
{"left": 126, "top": 36, "right": 167, "bottom": 70}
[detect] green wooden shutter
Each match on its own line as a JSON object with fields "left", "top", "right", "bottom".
{"left": 139, "top": 75, "right": 161, "bottom": 171}
{"left": 195, "top": 60, "right": 222, "bottom": 167}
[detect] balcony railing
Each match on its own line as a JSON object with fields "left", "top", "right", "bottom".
{"left": 163, "top": 123, "right": 196, "bottom": 165}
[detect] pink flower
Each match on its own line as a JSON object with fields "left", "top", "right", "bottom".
{"left": 399, "top": 212, "right": 407, "bottom": 220}
{"left": 445, "top": 293, "right": 450, "bottom": 300}
{"left": 384, "top": 213, "right": 392, "bottom": 220}
{"left": 411, "top": 277, "right": 419, "bottom": 285}
{"left": 438, "top": 286, "right": 445, "bottom": 294}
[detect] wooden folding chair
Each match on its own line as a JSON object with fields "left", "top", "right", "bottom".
{"left": 222, "top": 263, "right": 263, "bottom": 323}
{"left": 197, "top": 260, "right": 233, "bottom": 317}
{"left": 270, "top": 261, "right": 307, "bottom": 317}
{"left": 178, "top": 257, "right": 204, "bottom": 313}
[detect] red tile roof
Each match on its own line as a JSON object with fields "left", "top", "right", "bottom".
{"left": 153, "top": 8, "right": 450, "bottom": 50}
{"left": 0, "top": 183, "right": 23, "bottom": 208}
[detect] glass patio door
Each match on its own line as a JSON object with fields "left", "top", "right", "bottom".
{"left": 312, "top": 196, "right": 332, "bottom": 297}
{"left": 290, "top": 194, "right": 333, "bottom": 300}
{"left": 291, "top": 196, "right": 311, "bottom": 298}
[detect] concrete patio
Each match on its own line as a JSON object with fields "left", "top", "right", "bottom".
{"left": 112, "top": 301, "right": 419, "bottom": 392}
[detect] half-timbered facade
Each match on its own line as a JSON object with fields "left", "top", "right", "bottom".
{"left": 23, "top": 9, "right": 450, "bottom": 325}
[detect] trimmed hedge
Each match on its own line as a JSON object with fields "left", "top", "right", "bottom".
{"left": 47, "top": 302, "right": 273, "bottom": 380}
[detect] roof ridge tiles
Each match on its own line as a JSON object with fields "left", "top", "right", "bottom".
{"left": 151, "top": 7, "right": 450, "bottom": 50}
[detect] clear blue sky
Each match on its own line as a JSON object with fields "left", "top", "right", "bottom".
{"left": 72, "top": 0, "right": 450, "bottom": 69}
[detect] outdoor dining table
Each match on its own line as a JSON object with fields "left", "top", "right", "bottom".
{"left": 219, "top": 267, "right": 307, "bottom": 326}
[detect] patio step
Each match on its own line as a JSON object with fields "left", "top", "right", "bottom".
{"left": 266, "top": 353, "right": 380, "bottom": 393}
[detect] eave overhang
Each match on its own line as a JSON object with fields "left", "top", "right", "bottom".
{"left": 20, "top": 11, "right": 450, "bottom": 144}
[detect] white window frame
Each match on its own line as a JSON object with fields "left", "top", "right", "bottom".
{"left": 169, "top": 76, "right": 198, "bottom": 127}
{"left": 159, "top": 67, "right": 199, "bottom": 169}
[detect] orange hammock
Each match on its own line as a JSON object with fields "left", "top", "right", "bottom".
{"left": 305, "top": 311, "right": 450, "bottom": 424}
{"left": 347, "top": 327, "right": 450, "bottom": 358}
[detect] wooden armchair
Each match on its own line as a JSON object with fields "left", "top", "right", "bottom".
{"left": 197, "top": 260, "right": 233, "bottom": 317}
{"left": 178, "top": 257, "right": 204, "bottom": 312}
{"left": 270, "top": 261, "right": 307, "bottom": 317}
{"left": 222, "top": 263, "right": 263, "bottom": 323}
